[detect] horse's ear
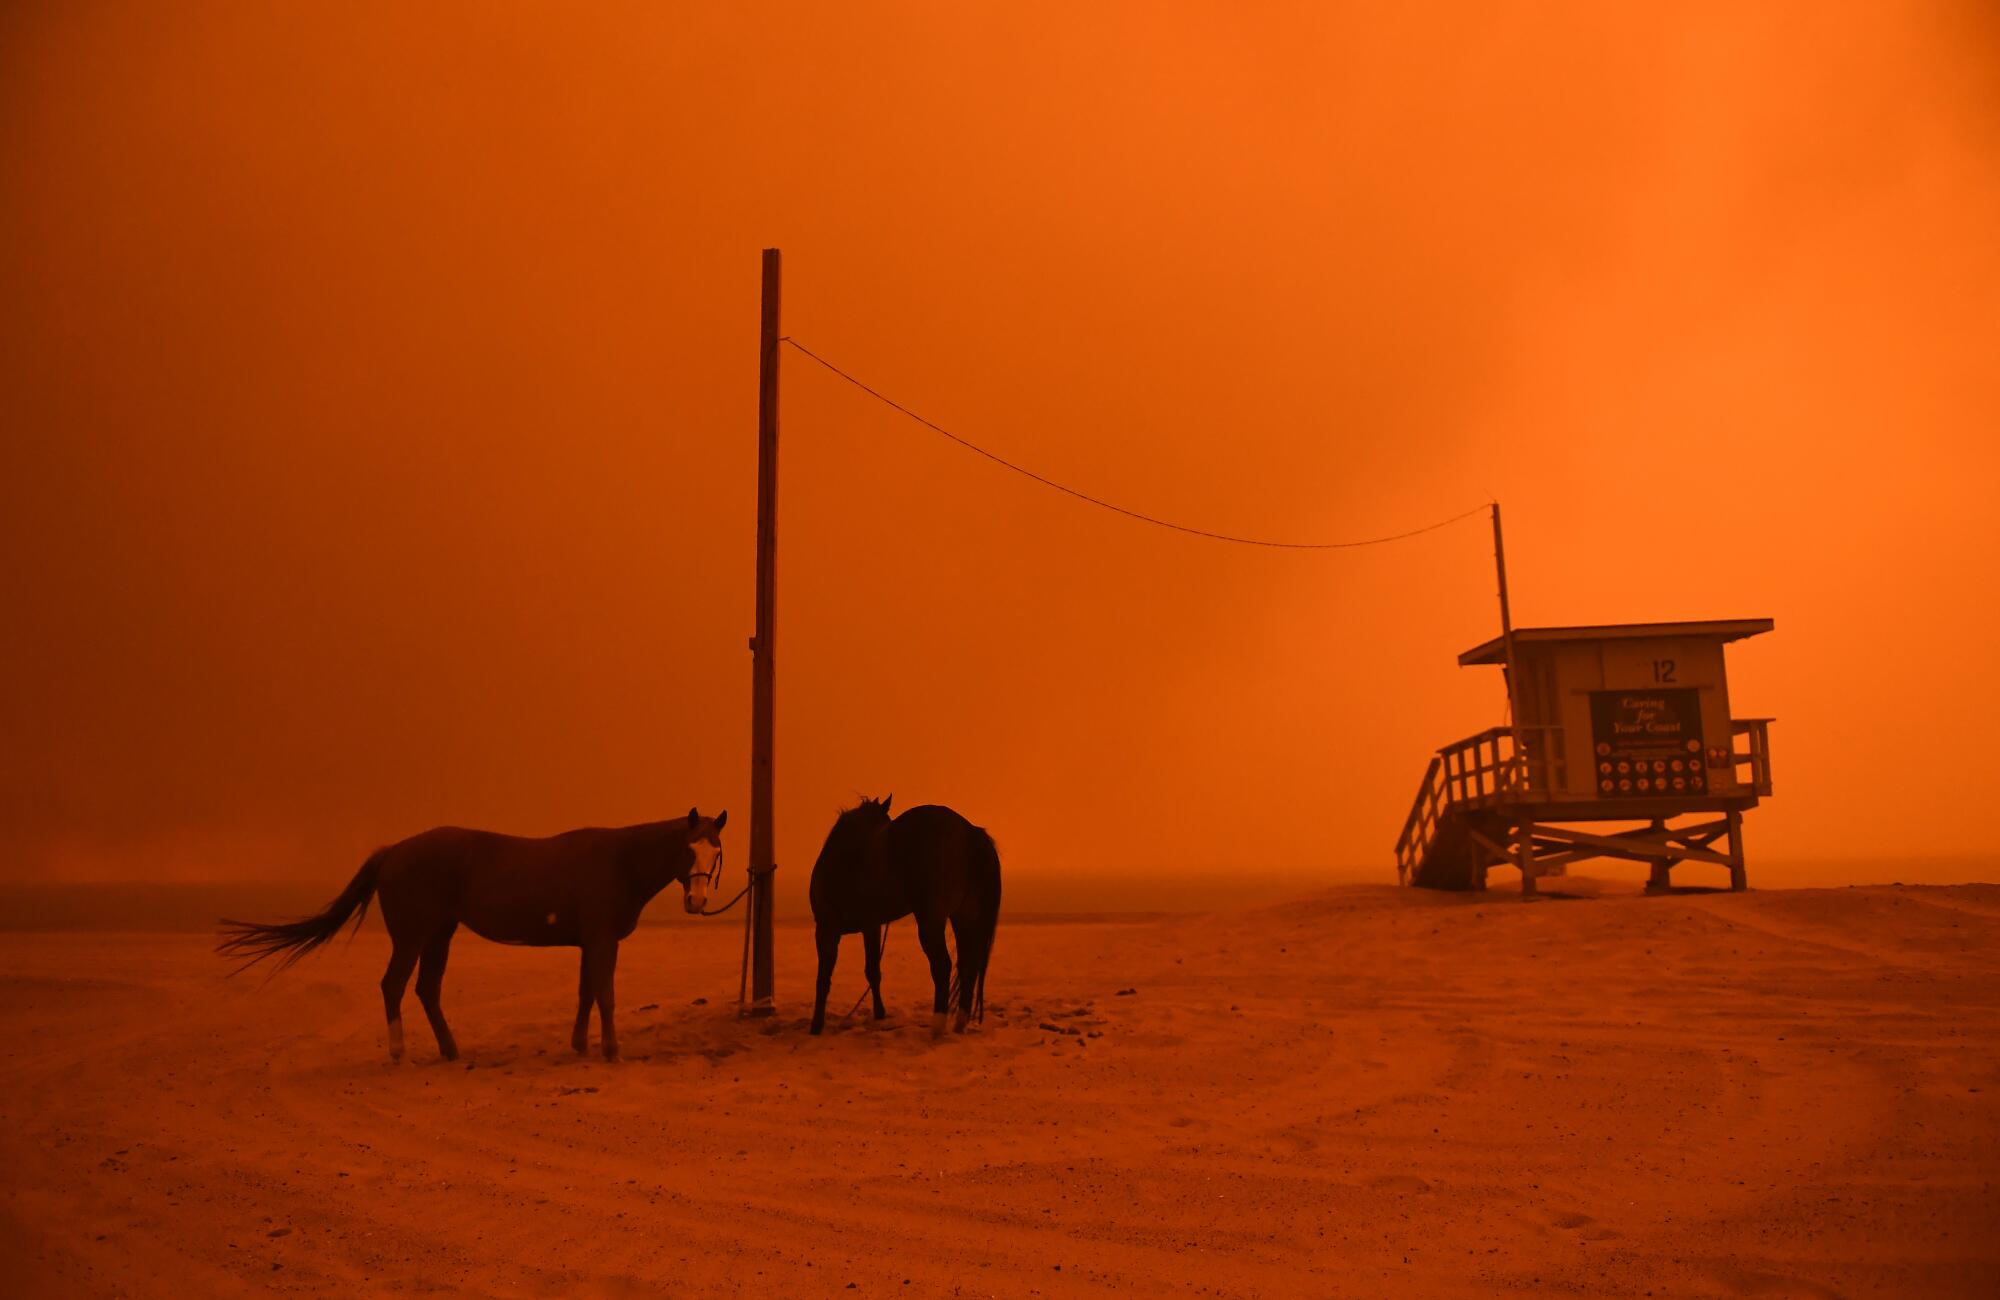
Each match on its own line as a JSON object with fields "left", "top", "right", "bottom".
{"left": 713, "top": 810, "right": 727, "bottom": 831}
{"left": 881, "top": 794, "right": 892, "bottom": 815}
{"left": 688, "top": 806, "right": 699, "bottom": 827}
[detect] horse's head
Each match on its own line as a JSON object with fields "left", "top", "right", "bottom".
{"left": 813, "top": 795, "right": 893, "bottom": 880}
{"left": 681, "top": 807, "right": 728, "bottom": 914}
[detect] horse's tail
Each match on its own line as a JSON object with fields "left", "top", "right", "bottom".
{"left": 216, "top": 850, "right": 384, "bottom": 975}
{"left": 953, "top": 828, "right": 1002, "bottom": 1024}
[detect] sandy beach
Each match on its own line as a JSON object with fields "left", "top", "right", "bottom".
{"left": 10, "top": 3, "right": 1999, "bottom": 1296}
{"left": 2, "top": 881, "right": 1994, "bottom": 1298}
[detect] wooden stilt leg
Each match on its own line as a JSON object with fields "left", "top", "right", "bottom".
{"left": 1645, "top": 819, "right": 1672, "bottom": 893}
{"left": 1727, "top": 810, "right": 1748, "bottom": 891}
{"left": 1517, "top": 819, "right": 1537, "bottom": 898}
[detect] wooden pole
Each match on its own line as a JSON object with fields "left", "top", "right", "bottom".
{"left": 1490, "top": 501, "right": 1523, "bottom": 736}
{"left": 745, "top": 248, "right": 780, "bottom": 1016}
{"left": 1515, "top": 816, "right": 1537, "bottom": 898}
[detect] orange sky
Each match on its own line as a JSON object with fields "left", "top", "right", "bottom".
{"left": 3, "top": 3, "right": 1997, "bottom": 893}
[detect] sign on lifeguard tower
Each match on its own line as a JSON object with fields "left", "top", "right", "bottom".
{"left": 1589, "top": 689, "right": 1706, "bottom": 797}
{"left": 1396, "top": 619, "right": 1774, "bottom": 895}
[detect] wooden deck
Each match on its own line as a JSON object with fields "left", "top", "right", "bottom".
{"left": 1396, "top": 719, "right": 1773, "bottom": 893}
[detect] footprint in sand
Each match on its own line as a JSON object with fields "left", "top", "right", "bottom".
{"left": 1545, "top": 1209, "right": 1623, "bottom": 1240}
{"left": 1712, "top": 1266, "right": 1848, "bottom": 1299}
{"left": 1366, "top": 1174, "right": 1432, "bottom": 1194}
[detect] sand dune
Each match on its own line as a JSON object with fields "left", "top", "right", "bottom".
{"left": 2, "top": 882, "right": 1995, "bottom": 1298}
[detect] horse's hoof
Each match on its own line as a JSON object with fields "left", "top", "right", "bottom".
{"left": 809, "top": 1023, "right": 824, "bottom": 1036}
{"left": 952, "top": 1012, "right": 970, "bottom": 1034}
{"left": 930, "top": 1013, "right": 948, "bottom": 1038}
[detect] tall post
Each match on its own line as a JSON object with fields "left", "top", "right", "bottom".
{"left": 745, "top": 248, "right": 780, "bottom": 1016}
{"left": 1726, "top": 810, "right": 1748, "bottom": 892}
{"left": 1491, "top": 502, "right": 1525, "bottom": 789}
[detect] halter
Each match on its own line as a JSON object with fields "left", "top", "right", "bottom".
{"left": 686, "top": 840, "right": 754, "bottom": 916}
{"left": 686, "top": 844, "right": 724, "bottom": 890}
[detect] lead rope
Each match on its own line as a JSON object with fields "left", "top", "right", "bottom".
{"left": 699, "top": 882, "right": 752, "bottom": 916}
{"left": 842, "top": 922, "right": 891, "bottom": 1019}
{"left": 732, "top": 864, "right": 775, "bottom": 1012}
{"left": 736, "top": 882, "right": 752, "bottom": 1010}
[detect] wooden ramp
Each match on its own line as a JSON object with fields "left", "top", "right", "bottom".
{"left": 1396, "top": 723, "right": 1773, "bottom": 895}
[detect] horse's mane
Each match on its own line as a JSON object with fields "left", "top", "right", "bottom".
{"left": 839, "top": 795, "right": 892, "bottom": 822}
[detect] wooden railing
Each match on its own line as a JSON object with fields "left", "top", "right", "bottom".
{"left": 1397, "top": 717, "right": 1774, "bottom": 885}
{"left": 1732, "top": 718, "right": 1774, "bottom": 796}
{"left": 1395, "top": 754, "right": 1447, "bottom": 885}
{"left": 1396, "top": 725, "right": 1562, "bottom": 884}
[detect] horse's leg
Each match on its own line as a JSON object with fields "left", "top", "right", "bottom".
{"left": 571, "top": 948, "right": 595, "bottom": 1055}
{"left": 379, "top": 937, "right": 421, "bottom": 1063}
{"left": 948, "top": 916, "right": 981, "bottom": 1034}
{"left": 862, "top": 925, "right": 887, "bottom": 1021}
{"left": 914, "top": 915, "right": 952, "bottom": 1039}
{"left": 810, "top": 926, "right": 839, "bottom": 1035}
{"left": 414, "top": 923, "right": 459, "bottom": 1062}
{"left": 592, "top": 940, "right": 620, "bottom": 1062}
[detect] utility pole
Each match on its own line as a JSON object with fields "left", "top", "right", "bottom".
{"left": 1490, "top": 500, "right": 1521, "bottom": 729}
{"left": 744, "top": 248, "right": 780, "bottom": 1016}
{"left": 1491, "top": 500, "right": 1534, "bottom": 896}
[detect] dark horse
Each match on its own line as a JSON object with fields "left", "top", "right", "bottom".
{"left": 216, "top": 810, "right": 728, "bottom": 1062}
{"left": 808, "top": 796, "right": 1000, "bottom": 1036}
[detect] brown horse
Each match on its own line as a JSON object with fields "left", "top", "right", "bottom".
{"left": 808, "top": 796, "right": 1001, "bottom": 1036}
{"left": 217, "top": 809, "right": 727, "bottom": 1062}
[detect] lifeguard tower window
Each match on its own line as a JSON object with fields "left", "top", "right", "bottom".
{"left": 1397, "top": 619, "right": 1774, "bottom": 896}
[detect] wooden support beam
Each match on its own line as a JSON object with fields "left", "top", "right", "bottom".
{"left": 1465, "top": 826, "right": 1504, "bottom": 892}
{"left": 1529, "top": 847, "right": 1618, "bottom": 873}
{"left": 1645, "top": 819, "right": 1673, "bottom": 893}
{"left": 1524, "top": 822, "right": 1738, "bottom": 868}
{"left": 1516, "top": 817, "right": 1537, "bottom": 898}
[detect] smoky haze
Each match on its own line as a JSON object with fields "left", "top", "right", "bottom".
{"left": 3, "top": 3, "right": 1996, "bottom": 898}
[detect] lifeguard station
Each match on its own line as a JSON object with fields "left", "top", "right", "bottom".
{"left": 1396, "top": 619, "right": 1775, "bottom": 894}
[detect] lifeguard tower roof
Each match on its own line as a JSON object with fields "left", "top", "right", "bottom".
{"left": 1458, "top": 618, "right": 1774, "bottom": 666}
